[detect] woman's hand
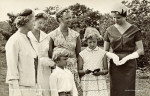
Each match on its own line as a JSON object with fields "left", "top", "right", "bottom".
{"left": 119, "top": 52, "right": 139, "bottom": 65}
{"left": 119, "top": 57, "right": 129, "bottom": 65}
{"left": 106, "top": 52, "right": 120, "bottom": 65}
{"left": 40, "top": 57, "right": 55, "bottom": 67}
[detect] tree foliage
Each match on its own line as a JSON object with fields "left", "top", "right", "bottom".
{"left": 122, "top": 0, "right": 150, "bottom": 67}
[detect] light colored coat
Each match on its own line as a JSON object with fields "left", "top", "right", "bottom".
{"left": 5, "top": 31, "right": 37, "bottom": 86}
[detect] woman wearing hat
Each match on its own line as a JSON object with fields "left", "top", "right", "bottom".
{"left": 49, "top": 8, "right": 82, "bottom": 96}
{"left": 104, "top": 4, "right": 144, "bottom": 96}
{"left": 5, "top": 9, "right": 40, "bottom": 96}
{"left": 27, "top": 10, "right": 55, "bottom": 96}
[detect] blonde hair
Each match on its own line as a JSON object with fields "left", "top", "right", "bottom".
{"left": 83, "top": 27, "right": 102, "bottom": 41}
{"left": 52, "top": 47, "right": 72, "bottom": 62}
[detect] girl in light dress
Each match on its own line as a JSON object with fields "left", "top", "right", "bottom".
{"left": 78, "top": 27, "right": 109, "bottom": 96}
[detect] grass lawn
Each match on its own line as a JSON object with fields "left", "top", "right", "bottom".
{"left": 0, "top": 45, "right": 150, "bottom": 96}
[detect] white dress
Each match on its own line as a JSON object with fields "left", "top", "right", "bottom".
{"left": 79, "top": 47, "right": 108, "bottom": 96}
{"left": 28, "top": 31, "right": 55, "bottom": 96}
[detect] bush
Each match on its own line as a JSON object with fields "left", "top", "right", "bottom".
{"left": 122, "top": 0, "right": 150, "bottom": 67}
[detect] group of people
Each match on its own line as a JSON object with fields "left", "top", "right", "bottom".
{"left": 5, "top": 3, "right": 144, "bottom": 96}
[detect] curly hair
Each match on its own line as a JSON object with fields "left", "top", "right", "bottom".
{"left": 14, "top": 9, "right": 33, "bottom": 28}
{"left": 14, "top": 16, "right": 30, "bottom": 27}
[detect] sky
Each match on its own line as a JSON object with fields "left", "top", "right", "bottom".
{"left": 0, "top": 0, "right": 129, "bottom": 21}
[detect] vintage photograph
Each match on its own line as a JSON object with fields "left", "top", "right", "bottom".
{"left": 0, "top": 0, "right": 150, "bottom": 96}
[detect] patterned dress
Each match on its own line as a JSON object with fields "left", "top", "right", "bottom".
{"left": 49, "top": 27, "right": 83, "bottom": 96}
{"left": 79, "top": 47, "right": 108, "bottom": 96}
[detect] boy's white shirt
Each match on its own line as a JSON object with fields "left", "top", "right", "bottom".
{"left": 50, "top": 66, "right": 78, "bottom": 96}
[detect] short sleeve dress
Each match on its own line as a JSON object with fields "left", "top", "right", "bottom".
{"left": 49, "top": 27, "right": 82, "bottom": 96}
{"left": 79, "top": 47, "right": 108, "bottom": 96}
{"left": 104, "top": 25, "right": 142, "bottom": 96}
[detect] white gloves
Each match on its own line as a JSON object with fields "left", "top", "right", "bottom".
{"left": 106, "top": 52, "right": 120, "bottom": 65}
{"left": 12, "top": 80, "right": 22, "bottom": 96}
{"left": 106, "top": 52, "right": 139, "bottom": 66}
{"left": 40, "top": 57, "right": 55, "bottom": 67}
{"left": 119, "top": 52, "right": 139, "bottom": 65}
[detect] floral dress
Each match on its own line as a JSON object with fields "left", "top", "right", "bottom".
{"left": 49, "top": 27, "right": 83, "bottom": 96}
{"left": 79, "top": 47, "right": 108, "bottom": 96}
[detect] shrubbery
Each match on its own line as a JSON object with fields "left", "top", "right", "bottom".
{"left": 1, "top": 0, "right": 150, "bottom": 69}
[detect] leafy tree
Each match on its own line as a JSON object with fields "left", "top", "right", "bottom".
{"left": 43, "top": 6, "right": 60, "bottom": 33}
{"left": 3, "top": 13, "right": 18, "bottom": 40}
{"left": 99, "top": 14, "right": 113, "bottom": 37}
{"left": 122, "top": 0, "right": 150, "bottom": 67}
{"left": 41, "top": 15, "right": 59, "bottom": 33}
{"left": 68, "top": 3, "right": 104, "bottom": 46}
{"left": 44, "top": 6, "right": 59, "bottom": 15}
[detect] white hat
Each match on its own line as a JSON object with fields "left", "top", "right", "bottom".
{"left": 111, "top": 3, "right": 128, "bottom": 17}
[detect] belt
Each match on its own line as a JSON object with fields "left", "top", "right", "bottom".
{"left": 58, "top": 91, "right": 71, "bottom": 96}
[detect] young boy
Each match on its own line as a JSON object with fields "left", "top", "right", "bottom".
{"left": 49, "top": 48, "right": 78, "bottom": 96}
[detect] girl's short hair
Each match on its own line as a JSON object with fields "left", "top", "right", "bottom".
{"left": 55, "top": 8, "right": 71, "bottom": 22}
{"left": 83, "top": 27, "right": 103, "bottom": 42}
{"left": 14, "top": 9, "right": 33, "bottom": 28}
{"left": 34, "top": 10, "right": 48, "bottom": 20}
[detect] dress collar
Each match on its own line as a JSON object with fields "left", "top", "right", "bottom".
{"left": 57, "top": 27, "right": 71, "bottom": 36}
{"left": 28, "top": 30, "right": 48, "bottom": 42}
{"left": 39, "top": 30, "right": 48, "bottom": 42}
{"left": 86, "top": 46, "right": 99, "bottom": 52}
